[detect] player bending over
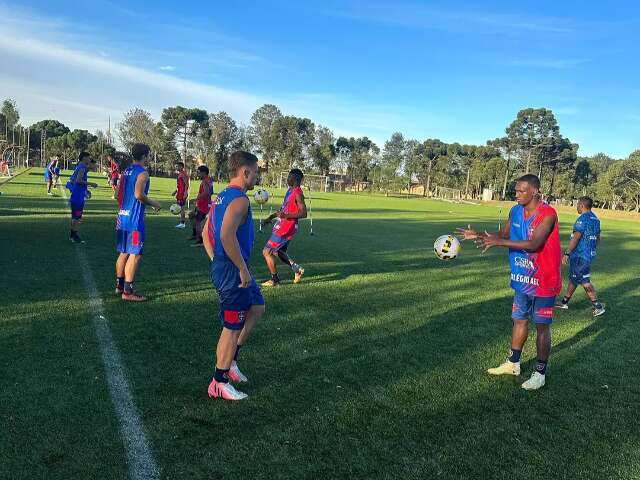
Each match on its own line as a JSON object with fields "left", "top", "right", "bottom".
{"left": 556, "top": 196, "right": 605, "bottom": 316}
{"left": 66, "top": 152, "right": 98, "bottom": 243}
{"left": 115, "top": 143, "right": 161, "bottom": 301}
{"left": 45, "top": 157, "right": 59, "bottom": 195}
{"left": 202, "top": 151, "right": 265, "bottom": 400}
{"left": 261, "top": 168, "right": 307, "bottom": 286}
{"left": 457, "top": 174, "right": 561, "bottom": 391}
{"left": 172, "top": 162, "right": 189, "bottom": 228}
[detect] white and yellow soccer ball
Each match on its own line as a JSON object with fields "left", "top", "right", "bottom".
{"left": 254, "top": 188, "right": 269, "bottom": 205}
{"left": 434, "top": 234, "right": 461, "bottom": 260}
{"left": 169, "top": 203, "right": 182, "bottom": 215}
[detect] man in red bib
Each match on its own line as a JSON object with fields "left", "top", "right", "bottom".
{"left": 457, "top": 174, "right": 561, "bottom": 391}
{"left": 261, "top": 168, "right": 307, "bottom": 286}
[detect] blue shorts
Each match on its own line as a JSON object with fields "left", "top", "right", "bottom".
{"left": 211, "top": 258, "right": 264, "bottom": 330}
{"left": 70, "top": 202, "right": 85, "bottom": 220}
{"left": 265, "top": 233, "right": 292, "bottom": 254}
{"left": 569, "top": 257, "right": 592, "bottom": 285}
{"left": 512, "top": 291, "right": 555, "bottom": 325}
{"left": 177, "top": 199, "right": 186, "bottom": 207}
{"left": 116, "top": 229, "right": 144, "bottom": 255}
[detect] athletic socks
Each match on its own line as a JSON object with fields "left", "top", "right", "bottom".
{"left": 116, "top": 277, "right": 125, "bottom": 290}
{"left": 561, "top": 296, "right": 570, "bottom": 305}
{"left": 592, "top": 300, "right": 603, "bottom": 309}
{"left": 291, "top": 263, "right": 301, "bottom": 273}
{"left": 124, "top": 281, "right": 134, "bottom": 294}
{"left": 234, "top": 345, "right": 242, "bottom": 362}
{"left": 535, "top": 360, "right": 548, "bottom": 375}
{"left": 508, "top": 348, "right": 522, "bottom": 363}
{"left": 271, "top": 273, "right": 280, "bottom": 283}
{"left": 214, "top": 367, "right": 230, "bottom": 383}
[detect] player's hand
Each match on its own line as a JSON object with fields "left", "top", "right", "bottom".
{"left": 456, "top": 225, "right": 479, "bottom": 240}
{"left": 475, "top": 231, "right": 502, "bottom": 253}
{"left": 238, "top": 267, "right": 251, "bottom": 288}
{"left": 151, "top": 200, "right": 162, "bottom": 211}
{"left": 562, "top": 254, "right": 569, "bottom": 265}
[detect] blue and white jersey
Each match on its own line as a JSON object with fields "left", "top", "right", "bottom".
{"left": 207, "top": 186, "right": 254, "bottom": 262}
{"left": 116, "top": 164, "right": 148, "bottom": 232}
{"left": 571, "top": 211, "right": 600, "bottom": 262}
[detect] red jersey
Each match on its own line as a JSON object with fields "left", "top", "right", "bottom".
{"left": 196, "top": 175, "right": 213, "bottom": 214}
{"left": 176, "top": 172, "right": 188, "bottom": 201}
{"left": 273, "top": 186, "right": 303, "bottom": 239}
{"left": 508, "top": 202, "right": 562, "bottom": 297}
{"left": 109, "top": 160, "right": 119, "bottom": 179}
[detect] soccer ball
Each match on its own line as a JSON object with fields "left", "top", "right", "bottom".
{"left": 85, "top": 190, "right": 92, "bottom": 200}
{"left": 434, "top": 234, "right": 461, "bottom": 260}
{"left": 254, "top": 189, "right": 269, "bottom": 205}
{"left": 169, "top": 203, "right": 182, "bottom": 215}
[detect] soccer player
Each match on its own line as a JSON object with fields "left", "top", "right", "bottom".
{"left": 202, "top": 151, "right": 264, "bottom": 401}
{"left": 457, "top": 174, "right": 561, "bottom": 391}
{"left": 45, "top": 157, "right": 59, "bottom": 195}
{"left": 108, "top": 155, "right": 120, "bottom": 200}
{"left": 172, "top": 162, "right": 189, "bottom": 228}
{"left": 260, "top": 168, "right": 307, "bottom": 286}
{"left": 556, "top": 196, "right": 605, "bottom": 316}
{"left": 190, "top": 165, "right": 214, "bottom": 246}
{"left": 115, "top": 143, "right": 161, "bottom": 302}
{"left": 66, "top": 152, "right": 98, "bottom": 243}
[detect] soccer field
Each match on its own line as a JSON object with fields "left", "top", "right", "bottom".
{"left": 1, "top": 169, "right": 640, "bottom": 480}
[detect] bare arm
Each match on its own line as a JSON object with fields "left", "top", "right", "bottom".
{"left": 477, "top": 215, "right": 556, "bottom": 253}
{"left": 221, "top": 197, "right": 251, "bottom": 288}
{"left": 134, "top": 171, "right": 161, "bottom": 210}
{"left": 565, "top": 231, "right": 583, "bottom": 255}
{"left": 202, "top": 215, "right": 214, "bottom": 260}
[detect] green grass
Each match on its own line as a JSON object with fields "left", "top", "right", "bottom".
{"left": 1, "top": 168, "right": 640, "bottom": 479}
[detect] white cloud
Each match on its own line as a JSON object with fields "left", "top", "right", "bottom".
{"left": 158, "top": 65, "right": 176, "bottom": 71}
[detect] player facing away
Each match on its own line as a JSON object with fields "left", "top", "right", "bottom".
{"left": 190, "top": 165, "right": 214, "bottom": 247}
{"left": 202, "top": 151, "right": 265, "bottom": 400}
{"left": 45, "top": 157, "right": 59, "bottom": 195}
{"left": 108, "top": 155, "right": 120, "bottom": 200}
{"left": 115, "top": 144, "right": 162, "bottom": 302}
{"left": 172, "top": 162, "right": 189, "bottom": 228}
{"left": 66, "top": 152, "right": 98, "bottom": 244}
{"left": 260, "top": 168, "right": 307, "bottom": 286}
{"left": 556, "top": 196, "right": 605, "bottom": 316}
{"left": 457, "top": 174, "right": 562, "bottom": 391}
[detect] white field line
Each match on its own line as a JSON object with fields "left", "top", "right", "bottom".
{"left": 59, "top": 185, "right": 159, "bottom": 480}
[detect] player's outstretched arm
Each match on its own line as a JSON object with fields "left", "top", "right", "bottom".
{"left": 476, "top": 215, "right": 555, "bottom": 253}
{"left": 134, "top": 171, "right": 161, "bottom": 210}
{"left": 220, "top": 197, "right": 251, "bottom": 288}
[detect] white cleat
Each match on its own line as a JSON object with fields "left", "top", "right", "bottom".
{"left": 593, "top": 305, "right": 606, "bottom": 317}
{"left": 522, "top": 371, "right": 546, "bottom": 391}
{"left": 487, "top": 360, "right": 520, "bottom": 376}
{"left": 175, "top": 223, "right": 186, "bottom": 229}
{"left": 207, "top": 380, "right": 248, "bottom": 400}
{"left": 228, "top": 361, "right": 248, "bottom": 383}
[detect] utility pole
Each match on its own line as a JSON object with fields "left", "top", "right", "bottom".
{"left": 26, "top": 129, "right": 30, "bottom": 167}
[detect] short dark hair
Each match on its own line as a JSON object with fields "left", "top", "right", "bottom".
{"left": 176, "top": 161, "right": 185, "bottom": 169}
{"left": 516, "top": 174, "right": 540, "bottom": 190}
{"left": 197, "top": 165, "right": 209, "bottom": 175}
{"left": 578, "top": 196, "right": 593, "bottom": 209}
{"left": 228, "top": 151, "right": 258, "bottom": 177}
{"left": 131, "top": 143, "right": 150, "bottom": 161}
{"left": 289, "top": 168, "right": 304, "bottom": 184}
{"left": 78, "top": 151, "right": 91, "bottom": 162}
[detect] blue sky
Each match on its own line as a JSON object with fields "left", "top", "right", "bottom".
{"left": 1, "top": 0, "right": 639, "bottom": 157}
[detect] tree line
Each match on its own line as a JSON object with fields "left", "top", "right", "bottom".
{"left": 1, "top": 97, "right": 639, "bottom": 210}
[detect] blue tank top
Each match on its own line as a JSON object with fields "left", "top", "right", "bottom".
{"left": 116, "top": 164, "right": 148, "bottom": 232}
{"left": 571, "top": 211, "right": 600, "bottom": 262}
{"left": 67, "top": 162, "right": 88, "bottom": 203}
{"left": 208, "top": 186, "right": 254, "bottom": 262}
